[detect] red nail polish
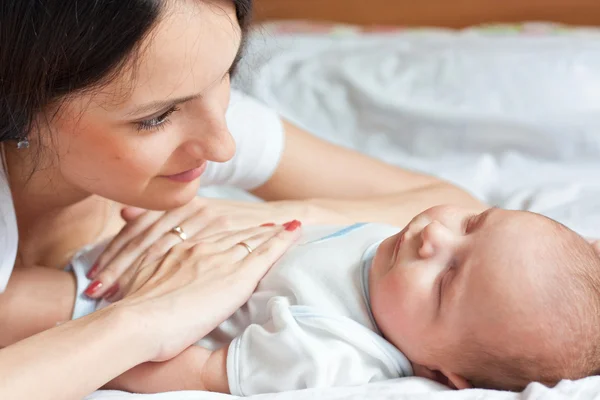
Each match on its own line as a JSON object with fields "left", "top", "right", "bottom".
{"left": 282, "top": 220, "right": 293, "bottom": 229}
{"left": 86, "top": 263, "right": 100, "bottom": 279}
{"left": 84, "top": 281, "right": 103, "bottom": 297}
{"left": 284, "top": 220, "right": 302, "bottom": 231}
{"left": 103, "top": 284, "right": 119, "bottom": 300}
{"left": 260, "top": 223, "right": 276, "bottom": 227}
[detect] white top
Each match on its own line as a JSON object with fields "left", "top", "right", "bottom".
{"left": 71, "top": 223, "right": 413, "bottom": 395}
{"left": 0, "top": 160, "right": 18, "bottom": 294}
{"left": 0, "top": 90, "right": 285, "bottom": 293}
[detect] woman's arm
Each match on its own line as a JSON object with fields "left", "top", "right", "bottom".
{"left": 0, "top": 266, "right": 76, "bottom": 347}
{"left": 0, "top": 305, "right": 148, "bottom": 400}
{"left": 0, "top": 267, "right": 147, "bottom": 399}
{"left": 304, "top": 182, "right": 487, "bottom": 228}
{"left": 252, "top": 120, "right": 439, "bottom": 200}
{"left": 252, "top": 120, "right": 486, "bottom": 225}
{"left": 0, "top": 265, "right": 206, "bottom": 395}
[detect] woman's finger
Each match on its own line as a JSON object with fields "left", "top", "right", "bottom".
{"left": 109, "top": 223, "right": 301, "bottom": 302}
{"left": 104, "top": 225, "right": 284, "bottom": 301}
{"left": 120, "top": 258, "right": 165, "bottom": 300}
{"left": 117, "top": 210, "right": 248, "bottom": 270}
{"left": 230, "top": 221, "right": 303, "bottom": 283}
{"left": 104, "top": 255, "right": 153, "bottom": 302}
{"left": 190, "top": 215, "right": 236, "bottom": 240}
{"left": 192, "top": 223, "right": 284, "bottom": 245}
{"left": 132, "top": 211, "right": 218, "bottom": 265}
{"left": 188, "top": 221, "right": 302, "bottom": 260}
{"left": 87, "top": 205, "right": 205, "bottom": 297}
{"left": 89, "top": 210, "right": 164, "bottom": 277}
{"left": 217, "top": 228, "right": 293, "bottom": 263}
{"left": 120, "top": 206, "right": 148, "bottom": 222}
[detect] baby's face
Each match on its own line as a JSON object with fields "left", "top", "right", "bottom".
{"left": 369, "top": 205, "right": 573, "bottom": 378}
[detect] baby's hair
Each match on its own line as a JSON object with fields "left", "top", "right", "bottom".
{"left": 457, "top": 220, "right": 600, "bottom": 391}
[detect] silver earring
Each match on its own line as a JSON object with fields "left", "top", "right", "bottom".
{"left": 16, "top": 137, "right": 29, "bottom": 149}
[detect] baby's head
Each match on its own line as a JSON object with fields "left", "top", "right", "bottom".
{"left": 369, "top": 205, "right": 600, "bottom": 391}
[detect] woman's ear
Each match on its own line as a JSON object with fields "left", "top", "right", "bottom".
{"left": 412, "top": 364, "right": 472, "bottom": 390}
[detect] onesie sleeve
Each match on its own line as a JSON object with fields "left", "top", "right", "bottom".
{"left": 65, "top": 241, "right": 110, "bottom": 320}
{"left": 200, "top": 90, "right": 285, "bottom": 190}
{"left": 227, "top": 297, "right": 412, "bottom": 396}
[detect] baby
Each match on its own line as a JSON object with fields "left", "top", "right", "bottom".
{"left": 71, "top": 205, "right": 600, "bottom": 394}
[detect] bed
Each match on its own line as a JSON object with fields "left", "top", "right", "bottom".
{"left": 87, "top": 1, "right": 600, "bottom": 399}
{"left": 252, "top": 0, "right": 600, "bottom": 27}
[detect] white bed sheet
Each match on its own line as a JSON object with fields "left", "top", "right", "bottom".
{"left": 232, "top": 25, "right": 600, "bottom": 238}
{"left": 88, "top": 376, "right": 600, "bottom": 400}
{"left": 88, "top": 25, "right": 600, "bottom": 400}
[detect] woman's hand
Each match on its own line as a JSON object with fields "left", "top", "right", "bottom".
{"left": 85, "top": 196, "right": 311, "bottom": 299}
{"left": 116, "top": 222, "right": 302, "bottom": 362}
{"left": 0, "top": 224, "right": 301, "bottom": 400}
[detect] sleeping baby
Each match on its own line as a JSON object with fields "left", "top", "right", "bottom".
{"left": 70, "top": 205, "right": 600, "bottom": 394}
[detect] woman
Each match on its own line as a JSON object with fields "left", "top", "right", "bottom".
{"left": 0, "top": 0, "right": 483, "bottom": 398}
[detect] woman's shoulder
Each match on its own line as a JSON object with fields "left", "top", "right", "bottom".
{"left": 0, "top": 160, "right": 18, "bottom": 293}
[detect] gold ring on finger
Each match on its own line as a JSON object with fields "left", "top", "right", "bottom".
{"left": 236, "top": 241, "right": 253, "bottom": 255}
{"left": 170, "top": 225, "right": 188, "bottom": 242}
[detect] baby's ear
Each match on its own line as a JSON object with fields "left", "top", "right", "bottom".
{"left": 412, "top": 364, "right": 472, "bottom": 390}
{"left": 442, "top": 370, "right": 472, "bottom": 390}
{"left": 411, "top": 364, "right": 439, "bottom": 381}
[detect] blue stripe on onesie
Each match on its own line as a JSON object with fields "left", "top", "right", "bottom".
{"left": 304, "top": 223, "right": 367, "bottom": 245}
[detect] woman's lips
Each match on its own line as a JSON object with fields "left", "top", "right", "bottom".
{"left": 163, "top": 162, "right": 207, "bottom": 183}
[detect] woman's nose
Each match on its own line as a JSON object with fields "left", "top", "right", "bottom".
{"left": 185, "top": 124, "right": 236, "bottom": 163}
{"left": 418, "top": 221, "right": 455, "bottom": 260}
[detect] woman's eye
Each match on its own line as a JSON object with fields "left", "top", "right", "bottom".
{"left": 137, "top": 106, "right": 180, "bottom": 131}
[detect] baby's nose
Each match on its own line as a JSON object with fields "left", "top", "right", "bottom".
{"left": 419, "top": 221, "right": 454, "bottom": 259}
{"left": 403, "top": 216, "right": 432, "bottom": 242}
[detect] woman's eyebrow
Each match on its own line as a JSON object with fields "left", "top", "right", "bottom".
{"left": 126, "top": 38, "right": 244, "bottom": 119}
{"left": 127, "top": 94, "right": 199, "bottom": 119}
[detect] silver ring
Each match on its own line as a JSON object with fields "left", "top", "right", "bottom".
{"left": 170, "top": 226, "right": 188, "bottom": 242}
{"left": 237, "top": 241, "right": 253, "bottom": 254}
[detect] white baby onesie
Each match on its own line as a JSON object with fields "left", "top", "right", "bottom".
{"left": 197, "top": 223, "right": 413, "bottom": 396}
{"left": 69, "top": 223, "right": 413, "bottom": 396}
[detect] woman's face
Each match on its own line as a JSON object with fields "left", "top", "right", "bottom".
{"left": 48, "top": 0, "right": 242, "bottom": 210}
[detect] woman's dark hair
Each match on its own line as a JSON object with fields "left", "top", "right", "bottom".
{"left": 0, "top": 0, "right": 252, "bottom": 144}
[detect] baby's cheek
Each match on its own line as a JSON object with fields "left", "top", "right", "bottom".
{"left": 385, "top": 303, "right": 432, "bottom": 360}
{"left": 378, "top": 272, "right": 441, "bottom": 362}
{"left": 398, "top": 274, "right": 440, "bottom": 328}
{"left": 373, "top": 279, "right": 429, "bottom": 357}
{"left": 382, "top": 277, "right": 419, "bottom": 323}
